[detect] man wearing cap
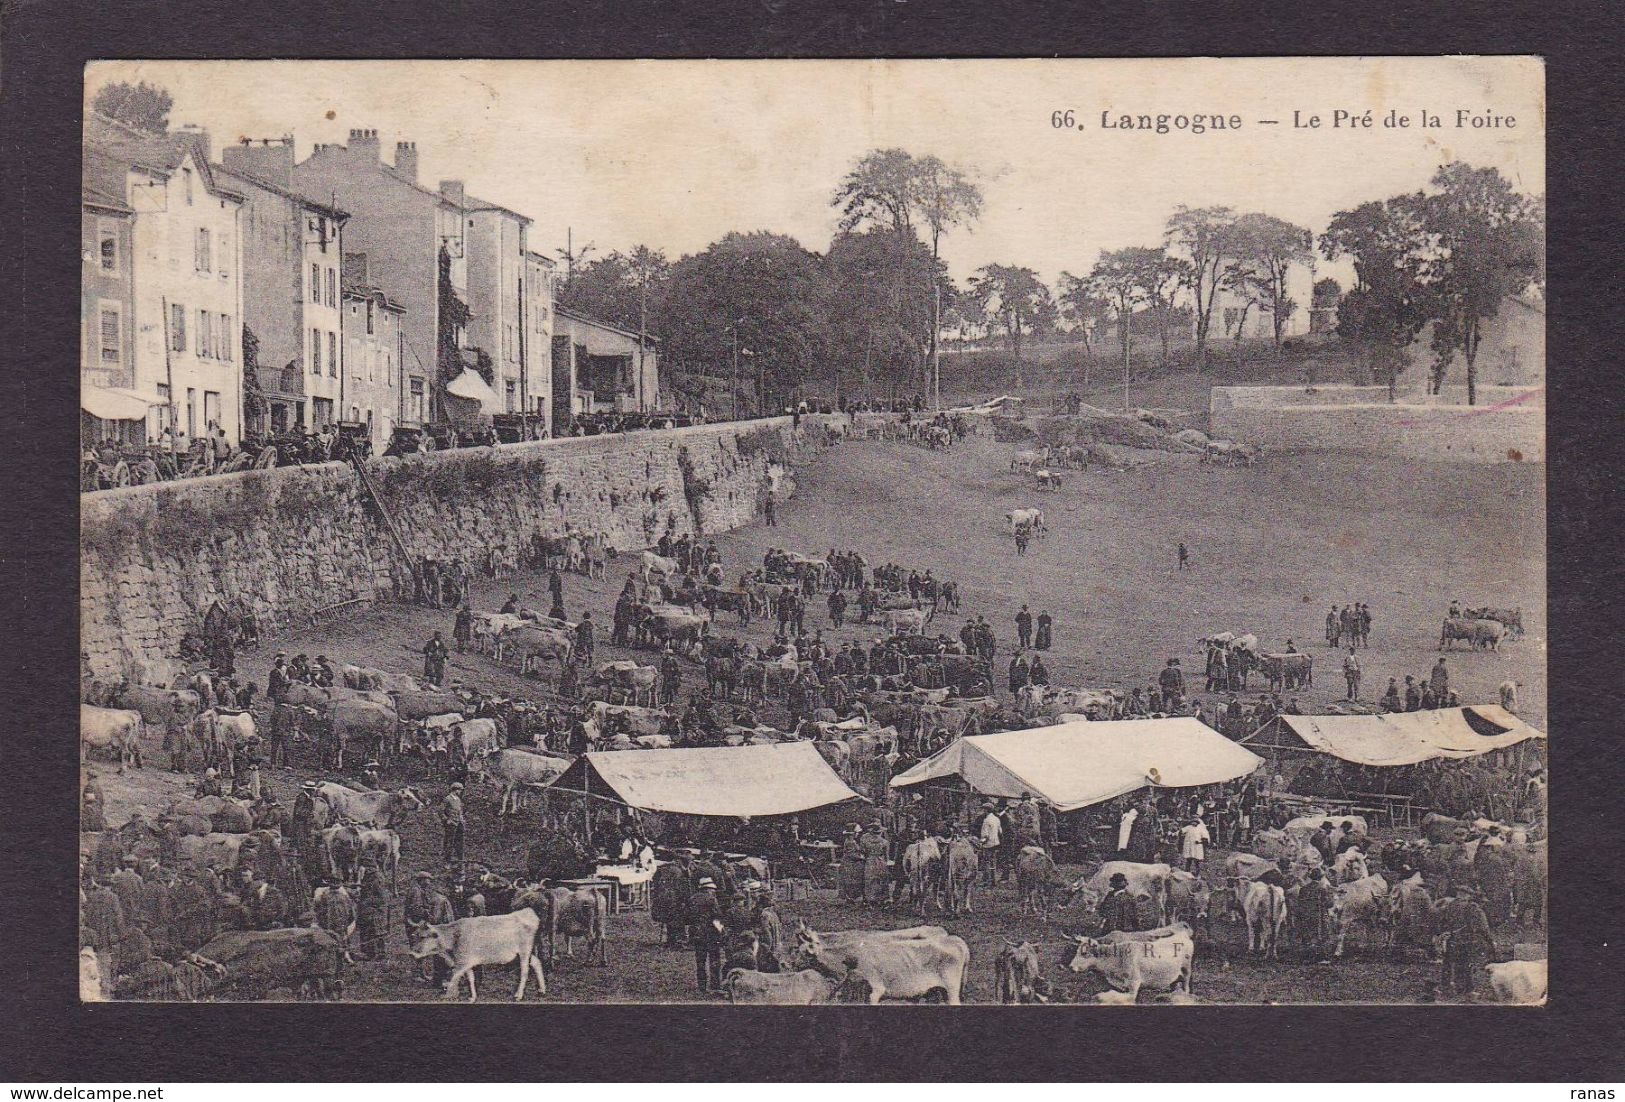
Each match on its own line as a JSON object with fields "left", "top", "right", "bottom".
{"left": 1342, "top": 646, "right": 1361, "bottom": 700}
{"left": 1158, "top": 659, "right": 1185, "bottom": 712}
{"left": 652, "top": 850, "right": 695, "bottom": 948}
{"left": 860, "top": 822, "right": 890, "bottom": 904}
{"left": 423, "top": 631, "right": 449, "bottom": 686}
{"left": 440, "top": 783, "right": 466, "bottom": 866}
{"left": 313, "top": 876, "right": 358, "bottom": 956}
{"left": 1311, "top": 821, "right": 1336, "bottom": 867}
{"left": 1295, "top": 868, "right": 1334, "bottom": 960}
{"left": 354, "top": 856, "right": 391, "bottom": 961}
{"left": 404, "top": 871, "right": 453, "bottom": 981}
{"left": 1098, "top": 872, "right": 1143, "bottom": 934}
{"left": 1429, "top": 657, "right": 1450, "bottom": 703}
{"left": 687, "top": 876, "right": 725, "bottom": 994}
{"left": 1437, "top": 885, "right": 1494, "bottom": 1000}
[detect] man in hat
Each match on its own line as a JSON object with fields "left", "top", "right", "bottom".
{"left": 423, "top": 631, "right": 449, "bottom": 686}
{"left": 359, "top": 761, "right": 382, "bottom": 791}
{"left": 1295, "top": 868, "right": 1334, "bottom": 961}
{"left": 687, "top": 876, "right": 725, "bottom": 994}
{"left": 1007, "top": 652, "right": 1030, "bottom": 693}
{"left": 81, "top": 771, "right": 106, "bottom": 833}
{"left": 1437, "top": 885, "right": 1494, "bottom": 1000}
{"left": 753, "top": 885, "right": 787, "bottom": 973}
{"left": 313, "top": 876, "right": 358, "bottom": 957}
{"left": 453, "top": 604, "right": 474, "bottom": 653}
{"left": 1381, "top": 677, "right": 1403, "bottom": 712}
{"left": 1311, "top": 821, "right": 1336, "bottom": 867}
{"left": 1429, "top": 657, "right": 1450, "bottom": 702}
{"left": 354, "top": 856, "right": 391, "bottom": 961}
{"left": 404, "top": 871, "right": 453, "bottom": 982}
{"left": 860, "top": 822, "right": 890, "bottom": 904}
{"left": 1158, "top": 659, "right": 1185, "bottom": 712}
{"left": 1098, "top": 872, "right": 1143, "bottom": 934}
{"left": 267, "top": 652, "right": 291, "bottom": 702}
{"left": 575, "top": 612, "right": 595, "bottom": 664}
{"left": 1179, "top": 816, "right": 1210, "bottom": 874}
{"left": 651, "top": 849, "right": 695, "bottom": 948}
{"left": 440, "top": 783, "right": 466, "bottom": 866}
{"left": 1015, "top": 605, "right": 1033, "bottom": 650}
{"left": 1342, "top": 646, "right": 1361, "bottom": 700}
{"left": 313, "top": 655, "right": 336, "bottom": 688}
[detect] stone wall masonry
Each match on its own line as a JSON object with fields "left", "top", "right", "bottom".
{"left": 81, "top": 416, "right": 834, "bottom": 678}
{"left": 1210, "top": 401, "right": 1543, "bottom": 465}
{"left": 1210, "top": 384, "right": 1541, "bottom": 411}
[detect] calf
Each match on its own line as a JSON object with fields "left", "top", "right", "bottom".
{"left": 407, "top": 907, "right": 547, "bottom": 1002}
{"left": 1485, "top": 960, "right": 1545, "bottom": 1004}
{"left": 724, "top": 968, "right": 836, "bottom": 1005}
{"left": 995, "top": 941, "right": 1046, "bottom": 1004}
{"left": 1015, "top": 846, "right": 1068, "bottom": 918}
{"left": 1068, "top": 925, "right": 1194, "bottom": 1003}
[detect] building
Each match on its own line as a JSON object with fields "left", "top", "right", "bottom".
{"left": 1412, "top": 292, "right": 1545, "bottom": 388}
{"left": 84, "top": 116, "right": 246, "bottom": 444}
{"left": 524, "top": 250, "right": 558, "bottom": 435}
{"left": 82, "top": 149, "right": 137, "bottom": 397}
{"left": 217, "top": 138, "right": 349, "bottom": 436}
{"left": 552, "top": 306, "right": 660, "bottom": 425}
{"left": 341, "top": 253, "right": 408, "bottom": 445}
{"left": 293, "top": 130, "right": 545, "bottom": 428}
{"left": 1209, "top": 264, "right": 1317, "bottom": 343}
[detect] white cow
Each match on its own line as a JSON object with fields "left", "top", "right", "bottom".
{"left": 641, "top": 551, "right": 680, "bottom": 581}
{"left": 1068, "top": 924, "right": 1195, "bottom": 1003}
{"left": 1242, "top": 880, "right": 1286, "bottom": 958}
{"left": 1005, "top": 508, "right": 1046, "bottom": 535}
{"left": 1329, "top": 874, "right": 1391, "bottom": 958}
{"left": 407, "top": 908, "right": 548, "bottom": 1002}
{"left": 1485, "top": 960, "right": 1546, "bottom": 1004}
{"left": 1072, "top": 862, "right": 1173, "bottom": 925}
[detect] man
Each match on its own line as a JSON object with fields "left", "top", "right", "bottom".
{"left": 1437, "top": 886, "right": 1494, "bottom": 1000}
{"left": 827, "top": 588, "right": 847, "bottom": 627}
{"left": 575, "top": 613, "right": 595, "bottom": 664}
{"left": 313, "top": 655, "right": 336, "bottom": 688}
{"left": 651, "top": 850, "right": 695, "bottom": 948}
{"left": 1310, "top": 821, "right": 1336, "bottom": 867}
{"left": 501, "top": 593, "right": 520, "bottom": 615}
{"left": 1179, "top": 816, "right": 1210, "bottom": 874}
{"left": 1326, "top": 606, "right": 1340, "bottom": 647}
{"left": 1177, "top": 542, "right": 1189, "bottom": 571}
{"left": 860, "top": 822, "right": 890, "bottom": 903}
{"left": 422, "top": 631, "right": 448, "bottom": 687}
{"left": 978, "top": 802, "right": 1004, "bottom": 888}
{"left": 762, "top": 491, "right": 776, "bottom": 527}
{"left": 81, "top": 771, "right": 107, "bottom": 833}
{"left": 404, "top": 871, "right": 453, "bottom": 983}
{"left": 1295, "top": 868, "right": 1333, "bottom": 960}
{"left": 453, "top": 605, "right": 473, "bottom": 653}
{"left": 1098, "top": 872, "right": 1143, "bottom": 934}
{"left": 1015, "top": 605, "right": 1033, "bottom": 650}
{"left": 313, "top": 877, "right": 358, "bottom": 956}
{"left": 267, "top": 652, "right": 291, "bottom": 703}
{"left": 239, "top": 868, "right": 288, "bottom": 931}
{"left": 1158, "top": 659, "right": 1185, "bottom": 712}
{"left": 1429, "top": 657, "right": 1450, "bottom": 703}
{"left": 354, "top": 856, "right": 391, "bottom": 961}
{"left": 687, "top": 876, "right": 725, "bottom": 994}
{"left": 1404, "top": 675, "right": 1422, "bottom": 712}
{"left": 1359, "top": 603, "right": 1373, "bottom": 646}
{"left": 1029, "top": 655, "right": 1050, "bottom": 688}
{"left": 548, "top": 568, "right": 565, "bottom": 607}
{"left": 1381, "top": 677, "right": 1403, "bottom": 712}
{"left": 440, "top": 783, "right": 466, "bottom": 867}
{"left": 1342, "top": 646, "right": 1361, "bottom": 700}
{"left": 1125, "top": 797, "right": 1161, "bottom": 864}
{"left": 753, "top": 886, "right": 787, "bottom": 973}
{"left": 1008, "top": 652, "right": 1030, "bottom": 693}
{"left": 1034, "top": 609, "right": 1053, "bottom": 651}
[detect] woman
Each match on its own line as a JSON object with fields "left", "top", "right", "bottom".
{"left": 838, "top": 825, "right": 866, "bottom": 902}
{"left": 1179, "top": 816, "right": 1210, "bottom": 874}
{"left": 860, "top": 823, "right": 891, "bottom": 904}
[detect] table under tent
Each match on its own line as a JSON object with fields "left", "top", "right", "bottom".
{"left": 888, "top": 717, "right": 1264, "bottom": 859}
{"left": 545, "top": 742, "right": 869, "bottom": 882}
{"left": 1239, "top": 705, "right": 1546, "bottom": 827}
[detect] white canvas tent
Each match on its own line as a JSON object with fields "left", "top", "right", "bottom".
{"left": 1246, "top": 706, "right": 1545, "bottom": 767}
{"left": 889, "top": 718, "right": 1263, "bottom": 812}
{"left": 550, "top": 742, "right": 863, "bottom": 818}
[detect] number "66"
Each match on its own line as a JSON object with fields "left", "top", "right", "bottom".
{"left": 1051, "top": 109, "right": 1076, "bottom": 129}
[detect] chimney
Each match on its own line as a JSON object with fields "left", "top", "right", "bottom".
{"left": 175, "top": 123, "right": 212, "bottom": 164}
{"left": 221, "top": 135, "right": 295, "bottom": 189}
{"left": 343, "top": 251, "right": 370, "bottom": 288}
{"left": 394, "top": 140, "right": 418, "bottom": 183}
{"left": 439, "top": 179, "right": 465, "bottom": 208}
{"left": 348, "top": 127, "right": 381, "bottom": 164}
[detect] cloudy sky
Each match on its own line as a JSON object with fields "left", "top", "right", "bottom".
{"left": 88, "top": 57, "right": 1543, "bottom": 287}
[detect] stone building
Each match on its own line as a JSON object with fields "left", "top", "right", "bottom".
{"left": 84, "top": 115, "right": 246, "bottom": 444}
{"left": 81, "top": 146, "right": 139, "bottom": 441}
{"left": 524, "top": 249, "right": 559, "bottom": 435}
{"left": 217, "top": 138, "right": 349, "bottom": 436}
{"left": 341, "top": 253, "right": 409, "bottom": 445}
{"left": 552, "top": 306, "right": 661, "bottom": 425}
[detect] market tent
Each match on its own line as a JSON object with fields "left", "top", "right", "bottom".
{"left": 889, "top": 718, "right": 1263, "bottom": 812}
{"left": 1250, "top": 707, "right": 1545, "bottom": 766}
{"left": 82, "top": 386, "right": 160, "bottom": 421}
{"left": 443, "top": 368, "right": 502, "bottom": 415}
{"left": 551, "top": 743, "right": 863, "bottom": 818}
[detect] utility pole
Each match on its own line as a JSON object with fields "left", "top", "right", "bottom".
{"left": 932, "top": 280, "right": 942, "bottom": 410}
{"left": 161, "top": 296, "right": 177, "bottom": 462}
{"left": 729, "top": 325, "right": 739, "bottom": 422}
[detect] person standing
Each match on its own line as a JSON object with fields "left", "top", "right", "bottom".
{"left": 1158, "top": 659, "right": 1186, "bottom": 712}
{"left": 659, "top": 646, "right": 682, "bottom": 706}
{"left": 651, "top": 850, "right": 694, "bottom": 948}
{"left": 1125, "top": 797, "right": 1161, "bottom": 864}
{"left": 422, "top": 631, "right": 448, "bottom": 686}
{"left": 575, "top": 613, "right": 595, "bottom": 664}
{"left": 453, "top": 605, "right": 473, "bottom": 653}
{"left": 1177, "top": 542, "right": 1189, "bottom": 571}
{"left": 1015, "top": 605, "right": 1033, "bottom": 650}
{"left": 762, "top": 491, "right": 777, "bottom": 528}
{"left": 440, "top": 783, "right": 466, "bottom": 867}
{"left": 313, "top": 878, "right": 358, "bottom": 956}
{"left": 978, "top": 802, "right": 1003, "bottom": 888}
{"left": 1008, "top": 652, "right": 1030, "bottom": 693}
{"left": 1343, "top": 646, "right": 1362, "bottom": 700}
{"left": 1179, "top": 816, "right": 1210, "bottom": 874}
{"left": 1405, "top": 675, "right": 1422, "bottom": 712}
{"left": 1035, "top": 610, "right": 1052, "bottom": 651}
{"left": 687, "top": 877, "right": 725, "bottom": 995}
{"left": 1381, "top": 677, "right": 1403, "bottom": 712}
{"left": 1098, "top": 873, "right": 1142, "bottom": 934}
{"left": 1437, "top": 886, "right": 1495, "bottom": 1000}
{"left": 548, "top": 568, "right": 564, "bottom": 608}
{"left": 860, "top": 823, "right": 890, "bottom": 903}
{"left": 1326, "top": 606, "right": 1340, "bottom": 648}
{"left": 1430, "top": 657, "right": 1450, "bottom": 703}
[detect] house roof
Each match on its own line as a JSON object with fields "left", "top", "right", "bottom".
{"left": 891, "top": 718, "right": 1263, "bottom": 812}
{"left": 556, "top": 305, "right": 660, "bottom": 347}
{"left": 85, "top": 115, "right": 242, "bottom": 203}
{"left": 552, "top": 743, "right": 863, "bottom": 817}
{"left": 213, "top": 164, "right": 349, "bottom": 221}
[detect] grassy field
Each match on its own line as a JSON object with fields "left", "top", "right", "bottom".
{"left": 92, "top": 422, "right": 1545, "bottom": 1004}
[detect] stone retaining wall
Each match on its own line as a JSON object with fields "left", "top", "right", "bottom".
{"left": 81, "top": 416, "right": 835, "bottom": 678}
{"left": 1210, "top": 392, "right": 1543, "bottom": 465}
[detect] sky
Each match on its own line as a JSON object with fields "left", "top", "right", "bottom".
{"left": 87, "top": 58, "right": 1543, "bottom": 288}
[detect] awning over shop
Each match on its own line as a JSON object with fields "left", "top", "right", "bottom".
{"left": 1247, "top": 707, "right": 1545, "bottom": 766}
{"left": 890, "top": 718, "right": 1263, "bottom": 812}
{"left": 444, "top": 368, "right": 499, "bottom": 410}
{"left": 551, "top": 743, "right": 864, "bottom": 818}
{"left": 82, "top": 386, "right": 160, "bottom": 421}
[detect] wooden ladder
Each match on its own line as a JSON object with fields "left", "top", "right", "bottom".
{"left": 349, "top": 455, "right": 416, "bottom": 588}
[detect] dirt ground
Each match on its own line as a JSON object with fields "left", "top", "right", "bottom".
{"left": 91, "top": 428, "right": 1545, "bottom": 1003}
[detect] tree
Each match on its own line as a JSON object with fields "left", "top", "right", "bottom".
{"left": 827, "top": 230, "right": 941, "bottom": 398}
{"left": 832, "top": 148, "right": 919, "bottom": 235}
{"left": 1056, "top": 272, "right": 1110, "bottom": 392}
{"left": 656, "top": 232, "right": 833, "bottom": 415}
{"left": 241, "top": 325, "right": 265, "bottom": 427}
{"left": 92, "top": 81, "right": 173, "bottom": 135}
{"left": 1413, "top": 162, "right": 1544, "bottom": 404}
{"left": 967, "top": 265, "right": 1051, "bottom": 386}
{"left": 1227, "top": 213, "right": 1315, "bottom": 349}
{"left": 1321, "top": 198, "right": 1430, "bottom": 399}
{"left": 556, "top": 248, "right": 671, "bottom": 335}
{"left": 1164, "top": 206, "right": 1237, "bottom": 372}
{"left": 1086, "top": 249, "right": 1152, "bottom": 409}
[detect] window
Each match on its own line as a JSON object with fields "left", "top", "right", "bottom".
{"left": 328, "top": 331, "right": 337, "bottom": 377}
{"left": 351, "top": 406, "right": 360, "bottom": 422}
{"left": 385, "top": 351, "right": 393, "bottom": 387}
{"left": 155, "top": 384, "right": 171, "bottom": 431}
{"left": 326, "top": 267, "right": 336, "bottom": 308}
{"left": 311, "top": 263, "right": 321, "bottom": 305}
{"left": 183, "top": 168, "right": 194, "bottom": 205}
{"left": 204, "top": 391, "right": 221, "bottom": 432}
{"left": 220, "top": 314, "right": 233, "bottom": 361}
{"left": 98, "top": 222, "right": 119, "bottom": 272}
{"left": 197, "top": 309, "right": 211, "bottom": 358}
{"left": 409, "top": 378, "right": 426, "bottom": 422}
{"left": 366, "top": 300, "right": 375, "bottom": 335}
{"left": 185, "top": 388, "right": 197, "bottom": 437}
{"left": 99, "top": 305, "right": 121, "bottom": 363}
{"left": 170, "top": 304, "right": 186, "bottom": 351}
{"left": 218, "top": 231, "right": 230, "bottom": 278}
{"left": 195, "top": 228, "right": 211, "bottom": 272}
{"left": 311, "top": 328, "right": 321, "bottom": 375}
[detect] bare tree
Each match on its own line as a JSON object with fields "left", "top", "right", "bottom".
{"left": 1165, "top": 206, "right": 1236, "bottom": 373}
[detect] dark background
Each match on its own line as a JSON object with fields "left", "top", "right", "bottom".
{"left": 2, "top": 0, "right": 1620, "bottom": 1081}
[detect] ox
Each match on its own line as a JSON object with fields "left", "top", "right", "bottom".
{"left": 1015, "top": 846, "right": 1069, "bottom": 917}
{"left": 324, "top": 697, "right": 399, "bottom": 769}
{"left": 1072, "top": 862, "right": 1172, "bottom": 926}
{"left": 1485, "top": 960, "right": 1546, "bottom": 1004}
{"left": 1329, "top": 874, "right": 1391, "bottom": 958}
{"left": 1260, "top": 653, "right": 1313, "bottom": 692}
{"left": 944, "top": 837, "right": 979, "bottom": 914}
{"left": 520, "top": 885, "right": 608, "bottom": 965}
{"left": 113, "top": 684, "right": 201, "bottom": 740}
{"left": 885, "top": 607, "right": 931, "bottom": 636}
{"left": 1242, "top": 880, "right": 1287, "bottom": 958}
{"left": 1005, "top": 508, "right": 1046, "bottom": 535}
{"left": 724, "top": 968, "right": 837, "bottom": 1005}
{"left": 496, "top": 625, "right": 574, "bottom": 675}
{"left": 313, "top": 782, "right": 424, "bottom": 829}
{"left": 901, "top": 836, "right": 943, "bottom": 914}
{"left": 407, "top": 908, "right": 547, "bottom": 1002}
{"left": 995, "top": 940, "right": 1047, "bottom": 1003}
{"left": 81, "top": 704, "right": 144, "bottom": 770}
{"left": 1467, "top": 606, "right": 1524, "bottom": 638}
{"left": 480, "top": 748, "right": 571, "bottom": 816}
{"left": 640, "top": 551, "right": 680, "bottom": 581}
{"left": 589, "top": 661, "right": 660, "bottom": 707}
{"left": 793, "top": 924, "right": 970, "bottom": 1005}
{"left": 1068, "top": 924, "right": 1194, "bottom": 1003}
{"left": 1439, "top": 617, "right": 1505, "bottom": 651}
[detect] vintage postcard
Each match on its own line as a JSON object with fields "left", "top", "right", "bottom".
{"left": 78, "top": 57, "right": 1545, "bottom": 1006}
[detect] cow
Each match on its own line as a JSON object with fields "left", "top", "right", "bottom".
{"left": 357, "top": 827, "right": 401, "bottom": 889}
{"left": 640, "top": 551, "right": 680, "bottom": 581}
{"left": 81, "top": 704, "right": 144, "bottom": 770}
{"left": 1329, "top": 874, "right": 1391, "bottom": 958}
{"left": 646, "top": 607, "right": 709, "bottom": 655}
{"left": 944, "top": 836, "right": 979, "bottom": 915}
{"left": 704, "top": 586, "right": 755, "bottom": 624}
{"left": 1067, "top": 924, "right": 1194, "bottom": 1003}
{"left": 1283, "top": 814, "right": 1369, "bottom": 837}
{"left": 1166, "top": 869, "right": 1212, "bottom": 931}
{"left": 1332, "top": 847, "right": 1371, "bottom": 884}
{"left": 589, "top": 661, "right": 660, "bottom": 707}
{"left": 1005, "top": 508, "right": 1046, "bottom": 535}
{"left": 169, "top": 795, "right": 255, "bottom": 834}
{"left": 449, "top": 718, "right": 502, "bottom": 762}
{"left": 1242, "top": 880, "right": 1287, "bottom": 958}
{"left": 176, "top": 830, "right": 282, "bottom": 873}
{"left": 1485, "top": 959, "right": 1546, "bottom": 1004}
{"left": 496, "top": 625, "right": 574, "bottom": 675}
{"left": 407, "top": 907, "right": 548, "bottom": 1002}
{"left": 1467, "top": 606, "right": 1524, "bottom": 639}
{"left": 190, "top": 708, "right": 256, "bottom": 762}
{"left": 1015, "top": 846, "right": 1068, "bottom": 917}
{"left": 900, "top": 836, "right": 943, "bottom": 914}
{"left": 724, "top": 968, "right": 837, "bottom": 1005}
{"left": 112, "top": 684, "right": 201, "bottom": 739}
{"left": 1440, "top": 616, "right": 1504, "bottom": 651}
{"left": 995, "top": 940, "right": 1046, "bottom": 1003}
{"left": 524, "top": 885, "right": 608, "bottom": 965}
{"left": 316, "top": 822, "right": 364, "bottom": 883}
{"left": 471, "top": 612, "right": 530, "bottom": 654}
{"left": 1387, "top": 872, "right": 1438, "bottom": 955}
{"left": 1009, "top": 448, "right": 1046, "bottom": 473}
{"left": 793, "top": 924, "right": 971, "bottom": 1005}
{"left": 885, "top": 607, "right": 931, "bottom": 636}
{"left": 479, "top": 748, "right": 570, "bottom": 815}
{"left": 1260, "top": 653, "right": 1313, "bottom": 692}
{"left": 342, "top": 665, "right": 427, "bottom": 693}
{"left": 1016, "top": 685, "right": 1122, "bottom": 721}
{"left": 313, "top": 781, "right": 424, "bottom": 828}
{"left": 323, "top": 697, "right": 399, "bottom": 769}
{"left": 1072, "top": 862, "right": 1173, "bottom": 926}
